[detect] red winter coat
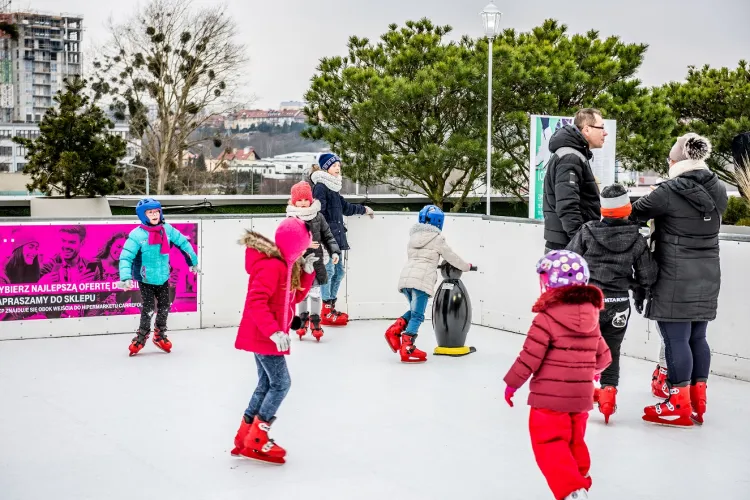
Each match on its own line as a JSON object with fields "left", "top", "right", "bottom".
{"left": 504, "top": 285, "right": 612, "bottom": 413}
{"left": 235, "top": 232, "right": 315, "bottom": 356}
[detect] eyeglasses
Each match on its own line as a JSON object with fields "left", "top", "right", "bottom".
{"left": 589, "top": 125, "right": 605, "bottom": 130}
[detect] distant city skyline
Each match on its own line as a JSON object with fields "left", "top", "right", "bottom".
{"left": 14, "top": 0, "right": 750, "bottom": 109}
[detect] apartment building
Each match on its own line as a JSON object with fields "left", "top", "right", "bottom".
{"left": 0, "top": 11, "right": 83, "bottom": 123}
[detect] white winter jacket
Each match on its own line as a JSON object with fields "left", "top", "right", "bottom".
{"left": 397, "top": 224, "right": 471, "bottom": 296}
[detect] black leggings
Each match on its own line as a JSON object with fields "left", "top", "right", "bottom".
{"left": 658, "top": 321, "right": 710, "bottom": 386}
{"left": 138, "top": 282, "right": 171, "bottom": 333}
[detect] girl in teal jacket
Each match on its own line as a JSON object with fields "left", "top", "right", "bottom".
{"left": 119, "top": 198, "right": 199, "bottom": 356}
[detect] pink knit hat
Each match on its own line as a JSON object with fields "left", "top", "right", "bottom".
{"left": 8, "top": 230, "right": 39, "bottom": 252}
{"left": 290, "top": 181, "right": 313, "bottom": 205}
{"left": 275, "top": 217, "right": 311, "bottom": 264}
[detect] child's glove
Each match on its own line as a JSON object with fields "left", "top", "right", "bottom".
{"left": 189, "top": 266, "right": 202, "bottom": 275}
{"left": 631, "top": 286, "right": 647, "bottom": 315}
{"left": 364, "top": 206, "right": 374, "bottom": 219}
{"left": 504, "top": 385, "right": 517, "bottom": 408}
{"left": 594, "top": 373, "right": 601, "bottom": 383}
{"left": 332, "top": 253, "right": 340, "bottom": 265}
{"left": 269, "top": 332, "right": 291, "bottom": 352}
{"left": 303, "top": 254, "right": 319, "bottom": 274}
{"left": 117, "top": 280, "right": 134, "bottom": 291}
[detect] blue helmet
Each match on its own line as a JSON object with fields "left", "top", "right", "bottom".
{"left": 136, "top": 198, "right": 163, "bottom": 225}
{"left": 418, "top": 205, "right": 445, "bottom": 230}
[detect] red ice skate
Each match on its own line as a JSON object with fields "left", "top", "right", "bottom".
{"left": 690, "top": 382, "right": 707, "bottom": 425}
{"left": 296, "top": 312, "right": 310, "bottom": 340}
{"left": 310, "top": 314, "right": 324, "bottom": 342}
{"left": 240, "top": 416, "right": 286, "bottom": 465}
{"left": 321, "top": 301, "right": 347, "bottom": 327}
{"left": 642, "top": 386, "right": 693, "bottom": 427}
{"left": 597, "top": 386, "right": 617, "bottom": 424}
{"left": 384, "top": 317, "right": 407, "bottom": 352}
{"left": 400, "top": 333, "right": 427, "bottom": 363}
{"left": 128, "top": 330, "right": 149, "bottom": 356}
{"left": 152, "top": 328, "right": 172, "bottom": 353}
{"left": 651, "top": 365, "right": 669, "bottom": 399}
{"left": 332, "top": 299, "right": 349, "bottom": 322}
{"left": 231, "top": 416, "right": 252, "bottom": 456}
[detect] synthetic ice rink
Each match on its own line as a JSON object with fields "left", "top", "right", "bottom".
{"left": 1, "top": 321, "right": 749, "bottom": 500}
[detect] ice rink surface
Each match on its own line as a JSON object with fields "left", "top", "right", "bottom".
{"left": 1, "top": 321, "right": 749, "bottom": 500}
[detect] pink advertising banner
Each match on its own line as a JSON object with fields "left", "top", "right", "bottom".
{"left": 0, "top": 222, "right": 199, "bottom": 322}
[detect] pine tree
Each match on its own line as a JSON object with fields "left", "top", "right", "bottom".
{"left": 14, "top": 77, "right": 127, "bottom": 198}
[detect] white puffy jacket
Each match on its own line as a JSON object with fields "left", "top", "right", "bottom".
{"left": 397, "top": 224, "right": 471, "bottom": 296}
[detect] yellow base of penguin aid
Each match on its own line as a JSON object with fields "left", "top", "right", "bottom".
{"left": 433, "top": 346, "right": 477, "bottom": 357}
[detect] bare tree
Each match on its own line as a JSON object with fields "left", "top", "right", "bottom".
{"left": 92, "top": 0, "right": 250, "bottom": 194}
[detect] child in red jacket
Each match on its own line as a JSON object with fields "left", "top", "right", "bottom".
{"left": 504, "top": 250, "right": 612, "bottom": 500}
{"left": 230, "top": 217, "right": 317, "bottom": 465}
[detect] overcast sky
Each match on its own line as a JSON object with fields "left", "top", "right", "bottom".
{"left": 18, "top": 0, "right": 750, "bottom": 109}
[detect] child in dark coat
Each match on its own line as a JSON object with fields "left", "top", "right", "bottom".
{"left": 566, "top": 183, "right": 658, "bottom": 423}
{"left": 286, "top": 181, "right": 341, "bottom": 341}
{"left": 504, "top": 250, "right": 611, "bottom": 500}
{"left": 311, "top": 153, "right": 374, "bottom": 326}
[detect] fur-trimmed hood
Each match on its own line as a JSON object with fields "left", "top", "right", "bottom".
{"left": 532, "top": 285, "right": 603, "bottom": 334}
{"left": 409, "top": 223, "right": 441, "bottom": 249}
{"left": 239, "top": 230, "right": 304, "bottom": 289}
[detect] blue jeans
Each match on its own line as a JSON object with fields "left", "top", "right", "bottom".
{"left": 401, "top": 288, "right": 430, "bottom": 335}
{"left": 320, "top": 256, "right": 345, "bottom": 301}
{"left": 245, "top": 354, "right": 291, "bottom": 422}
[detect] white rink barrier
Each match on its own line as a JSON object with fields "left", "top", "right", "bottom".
{"left": 1, "top": 213, "right": 749, "bottom": 381}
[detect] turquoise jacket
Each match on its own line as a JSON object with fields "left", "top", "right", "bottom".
{"left": 119, "top": 223, "right": 198, "bottom": 286}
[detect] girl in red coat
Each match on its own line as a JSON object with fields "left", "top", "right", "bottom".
{"left": 230, "top": 217, "right": 317, "bottom": 465}
{"left": 504, "top": 250, "right": 611, "bottom": 500}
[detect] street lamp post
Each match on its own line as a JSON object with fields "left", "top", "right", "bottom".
{"left": 120, "top": 160, "right": 150, "bottom": 196}
{"left": 481, "top": 1, "right": 502, "bottom": 216}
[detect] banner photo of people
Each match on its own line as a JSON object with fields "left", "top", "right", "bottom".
{"left": 0, "top": 223, "right": 199, "bottom": 322}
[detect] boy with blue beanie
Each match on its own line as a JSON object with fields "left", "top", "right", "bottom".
{"left": 119, "top": 198, "right": 200, "bottom": 356}
{"left": 310, "top": 153, "right": 373, "bottom": 326}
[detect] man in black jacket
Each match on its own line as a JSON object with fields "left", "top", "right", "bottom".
{"left": 543, "top": 108, "right": 608, "bottom": 251}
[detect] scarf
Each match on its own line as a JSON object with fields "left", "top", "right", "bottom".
{"left": 311, "top": 170, "right": 343, "bottom": 192}
{"left": 285, "top": 199, "right": 321, "bottom": 221}
{"left": 140, "top": 224, "right": 170, "bottom": 254}
{"left": 668, "top": 159, "right": 709, "bottom": 179}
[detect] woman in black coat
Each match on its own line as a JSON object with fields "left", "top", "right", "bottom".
{"left": 632, "top": 133, "right": 728, "bottom": 427}
{"left": 286, "top": 181, "right": 341, "bottom": 341}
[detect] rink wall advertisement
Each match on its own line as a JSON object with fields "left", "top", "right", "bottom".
{"left": 0, "top": 222, "right": 199, "bottom": 322}
{"left": 528, "top": 115, "right": 617, "bottom": 220}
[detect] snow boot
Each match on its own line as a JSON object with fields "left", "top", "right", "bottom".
{"left": 690, "top": 381, "right": 707, "bottom": 425}
{"left": 231, "top": 414, "right": 253, "bottom": 456}
{"left": 152, "top": 328, "right": 172, "bottom": 353}
{"left": 643, "top": 385, "right": 693, "bottom": 427}
{"left": 240, "top": 416, "right": 286, "bottom": 464}
{"left": 651, "top": 365, "right": 669, "bottom": 399}
{"left": 400, "top": 333, "right": 427, "bottom": 363}
{"left": 310, "top": 313, "right": 324, "bottom": 342}
{"left": 597, "top": 386, "right": 617, "bottom": 424}
{"left": 128, "top": 330, "right": 150, "bottom": 356}
{"left": 321, "top": 300, "right": 347, "bottom": 327}
{"left": 385, "top": 317, "right": 407, "bottom": 353}
{"left": 296, "top": 312, "right": 310, "bottom": 340}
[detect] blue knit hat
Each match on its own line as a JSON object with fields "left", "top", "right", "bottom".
{"left": 318, "top": 153, "right": 341, "bottom": 171}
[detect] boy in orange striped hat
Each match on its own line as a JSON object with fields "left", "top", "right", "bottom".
{"left": 567, "top": 183, "right": 658, "bottom": 424}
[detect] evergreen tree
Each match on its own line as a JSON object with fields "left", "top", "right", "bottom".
{"left": 14, "top": 77, "right": 127, "bottom": 198}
